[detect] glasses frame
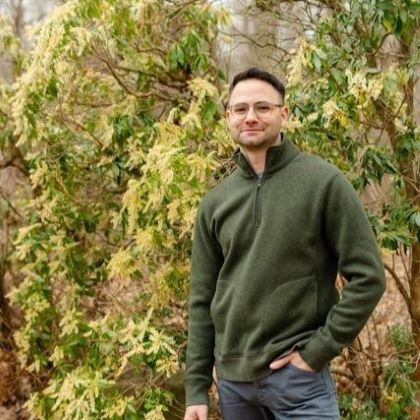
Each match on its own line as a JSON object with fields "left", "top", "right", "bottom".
{"left": 226, "top": 101, "right": 284, "bottom": 119}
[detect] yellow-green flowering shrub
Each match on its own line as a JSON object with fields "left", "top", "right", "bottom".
{"left": 6, "top": 0, "right": 231, "bottom": 417}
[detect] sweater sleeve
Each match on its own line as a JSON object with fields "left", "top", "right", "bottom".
{"left": 299, "top": 172, "right": 386, "bottom": 371}
{"left": 185, "top": 200, "right": 224, "bottom": 406}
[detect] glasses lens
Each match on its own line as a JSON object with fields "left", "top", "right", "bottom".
{"left": 255, "top": 102, "right": 272, "bottom": 116}
{"left": 232, "top": 104, "right": 249, "bottom": 117}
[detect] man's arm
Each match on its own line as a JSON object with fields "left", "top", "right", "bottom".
{"left": 299, "top": 172, "right": 386, "bottom": 371}
{"left": 185, "top": 200, "right": 224, "bottom": 406}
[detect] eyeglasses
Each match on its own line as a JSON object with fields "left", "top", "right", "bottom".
{"left": 227, "top": 101, "right": 284, "bottom": 119}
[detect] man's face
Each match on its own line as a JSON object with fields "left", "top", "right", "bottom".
{"left": 226, "top": 78, "right": 289, "bottom": 150}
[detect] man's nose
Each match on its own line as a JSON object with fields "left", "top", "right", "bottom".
{"left": 244, "top": 106, "right": 258, "bottom": 122}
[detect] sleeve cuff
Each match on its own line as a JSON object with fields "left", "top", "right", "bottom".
{"left": 185, "top": 381, "right": 210, "bottom": 407}
{"left": 299, "top": 335, "right": 340, "bottom": 371}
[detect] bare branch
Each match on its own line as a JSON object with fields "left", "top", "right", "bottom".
{"left": 396, "top": 245, "right": 411, "bottom": 284}
{"left": 0, "top": 187, "right": 24, "bottom": 219}
{"left": 384, "top": 262, "right": 413, "bottom": 319}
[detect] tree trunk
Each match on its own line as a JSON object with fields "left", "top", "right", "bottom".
{"left": 0, "top": 257, "right": 13, "bottom": 351}
{"left": 411, "top": 242, "right": 420, "bottom": 380}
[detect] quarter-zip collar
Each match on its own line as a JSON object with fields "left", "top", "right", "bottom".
{"left": 232, "top": 137, "right": 300, "bottom": 179}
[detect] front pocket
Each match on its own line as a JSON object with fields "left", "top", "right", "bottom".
{"left": 262, "top": 274, "right": 318, "bottom": 341}
{"left": 287, "top": 362, "right": 318, "bottom": 376}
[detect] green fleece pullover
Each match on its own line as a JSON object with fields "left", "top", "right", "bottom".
{"left": 185, "top": 138, "right": 386, "bottom": 406}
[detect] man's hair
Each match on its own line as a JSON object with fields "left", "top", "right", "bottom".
{"left": 228, "top": 67, "right": 286, "bottom": 103}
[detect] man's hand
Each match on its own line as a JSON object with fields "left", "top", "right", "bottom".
{"left": 269, "top": 351, "right": 315, "bottom": 372}
{"left": 184, "top": 404, "right": 208, "bottom": 420}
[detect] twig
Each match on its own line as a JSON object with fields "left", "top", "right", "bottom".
{"left": 0, "top": 187, "right": 24, "bottom": 219}
{"left": 383, "top": 262, "right": 412, "bottom": 319}
{"left": 396, "top": 244, "right": 411, "bottom": 284}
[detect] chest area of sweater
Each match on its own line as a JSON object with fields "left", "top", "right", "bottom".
{"left": 213, "top": 177, "right": 323, "bottom": 257}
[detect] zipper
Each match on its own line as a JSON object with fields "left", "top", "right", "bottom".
{"left": 254, "top": 170, "right": 267, "bottom": 227}
{"left": 240, "top": 151, "right": 268, "bottom": 227}
{"left": 254, "top": 178, "right": 262, "bottom": 226}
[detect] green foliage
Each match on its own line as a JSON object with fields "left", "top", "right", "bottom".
{"left": 286, "top": 0, "right": 419, "bottom": 252}
{"left": 22, "top": 310, "right": 183, "bottom": 419}
{"left": 3, "top": 0, "right": 231, "bottom": 417}
{"left": 340, "top": 326, "right": 418, "bottom": 420}
{"left": 382, "top": 326, "right": 418, "bottom": 419}
{"left": 339, "top": 394, "right": 383, "bottom": 420}
{"left": 1, "top": 0, "right": 419, "bottom": 417}
{"left": 339, "top": 326, "right": 418, "bottom": 420}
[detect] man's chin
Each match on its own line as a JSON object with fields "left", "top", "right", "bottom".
{"left": 237, "top": 137, "right": 268, "bottom": 148}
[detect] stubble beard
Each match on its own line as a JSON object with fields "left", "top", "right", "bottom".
{"left": 233, "top": 131, "right": 281, "bottom": 151}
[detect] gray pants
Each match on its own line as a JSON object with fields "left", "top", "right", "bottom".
{"left": 217, "top": 363, "right": 340, "bottom": 419}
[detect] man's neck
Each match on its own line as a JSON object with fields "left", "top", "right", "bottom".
{"left": 240, "top": 134, "right": 282, "bottom": 175}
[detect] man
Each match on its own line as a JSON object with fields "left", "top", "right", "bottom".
{"left": 184, "top": 68, "right": 386, "bottom": 420}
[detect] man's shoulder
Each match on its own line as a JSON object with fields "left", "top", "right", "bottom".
{"left": 200, "top": 169, "right": 240, "bottom": 206}
{"left": 292, "top": 150, "right": 342, "bottom": 180}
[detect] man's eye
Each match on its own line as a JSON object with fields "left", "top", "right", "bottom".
{"left": 234, "top": 106, "right": 248, "bottom": 113}
{"left": 256, "top": 104, "right": 271, "bottom": 112}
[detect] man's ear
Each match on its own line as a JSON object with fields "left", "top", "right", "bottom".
{"left": 225, "top": 109, "right": 233, "bottom": 126}
{"left": 281, "top": 105, "right": 289, "bottom": 120}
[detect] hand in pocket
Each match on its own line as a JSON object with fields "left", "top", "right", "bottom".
{"left": 269, "top": 351, "right": 315, "bottom": 373}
